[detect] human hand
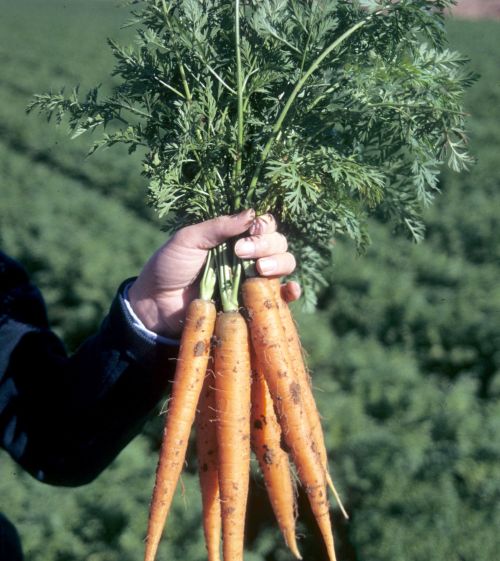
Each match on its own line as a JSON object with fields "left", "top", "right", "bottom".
{"left": 128, "top": 209, "right": 300, "bottom": 337}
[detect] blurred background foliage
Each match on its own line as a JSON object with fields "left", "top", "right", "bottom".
{"left": 0, "top": 1, "right": 498, "bottom": 560}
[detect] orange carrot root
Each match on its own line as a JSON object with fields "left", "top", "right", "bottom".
{"left": 213, "top": 311, "right": 251, "bottom": 561}
{"left": 268, "top": 279, "right": 349, "bottom": 520}
{"left": 243, "top": 277, "right": 337, "bottom": 561}
{"left": 196, "top": 367, "right": 221, "bottom": 561}
{"left": 251, "top": 349, "right": 302, "bottom": 559}
{"left": 144, "top": 298, "right": 216, "bottom": 561}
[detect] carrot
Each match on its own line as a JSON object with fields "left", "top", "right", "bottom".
{"left": 268, "top": 279, "right": 349, "bottom": 520}
{"left": 144, "top": 298, "right": 216, "bottom": 561}
{"left": 196, "top": 366, "right": 222, "bottom": 561}
{"left": 251, "top": 348, "right": 301, "bottom": 559}
{"left": 213, "top": 311, "right": 251, "bottom": 561}
{"left": 242, "top": 277, "right": 337, "bottom": 561}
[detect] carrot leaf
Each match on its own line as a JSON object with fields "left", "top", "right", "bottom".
{"left": 27, "top": 0, "right": 475, "bottom": 305}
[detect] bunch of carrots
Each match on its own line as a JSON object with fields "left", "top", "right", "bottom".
{"left": 143, "top": 248, "right": 347, "bottom": 561}
{"left": 26, "top": 1, "right": 471, "bottom": 559}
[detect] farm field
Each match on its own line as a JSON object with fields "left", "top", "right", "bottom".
{"left": 1, "top": 2, "right": 499, "bottom": 561}
{"left": 452, "top": 0, "right": 500, "bottom": 19}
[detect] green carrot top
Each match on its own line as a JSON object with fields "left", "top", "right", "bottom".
{"left": 28, "top": 0, "right": 474, "bottom": 306}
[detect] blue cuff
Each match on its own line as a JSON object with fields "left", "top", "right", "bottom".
{"left": 120, "top": 281, "right": 180, "bottom": 347}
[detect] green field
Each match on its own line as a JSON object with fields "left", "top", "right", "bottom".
{"left": 1, "top": 2, "right": 499, "bottom": 560}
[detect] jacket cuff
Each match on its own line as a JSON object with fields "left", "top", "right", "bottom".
{"left": 120, "top": 280, "right": 180, "bottom": 347}
{"left": 107, "top": 278, "right": 179, "bottom": 370}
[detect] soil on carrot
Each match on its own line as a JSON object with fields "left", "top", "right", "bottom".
{"left": 195, "top": 316, "right": 207, "bottom": 330}
{"left": 289, "top": 382, "right": 301, "bottom": 405}
{"left": 194, "top": 341, "right": 206, "bottom": 356}
{"left": 263, "top": 446, "right": 275, "bottom": 465}
{"left": 253, "top": 418, "right": 265, "bottom": 430}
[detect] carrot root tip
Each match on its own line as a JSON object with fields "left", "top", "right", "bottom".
{"left": 327, "top": 474, "right": 349, "bottom": 520}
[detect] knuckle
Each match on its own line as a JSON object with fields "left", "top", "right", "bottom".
{"left": 171, "top": 227, "right": 191, "bottom": 247}
{"left": 277, "top": 232, "right": 288, "bottom": 251}
{"left": 211, "top": 216, "right": 226, "bottom": 229}
{"left": 286, "top": 252, "right": 296, "bottom": 273}
{"left": 247, "top": 234, "right": 267, "bottom": 255}
{"left": 259, "top": 213, "right": 277, "bottom": 232}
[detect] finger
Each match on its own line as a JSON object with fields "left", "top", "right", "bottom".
{"left": 174, "top": 209, "right": 255, "bottom": 250}
{"left": 234, "top": 232, "right": 288, "bottom": 259}
{"left": 248, "top": 213, "right": 277, "bottom": 236}
{"left": 255, "top": 252, "right": 296, "bottom": 277}
{"left": 281, "top": 281, "right": 301, "bottom": 303}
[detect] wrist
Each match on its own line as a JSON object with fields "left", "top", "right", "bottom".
{"left": 128, "top": 281, "right": 185, "bottom": 338}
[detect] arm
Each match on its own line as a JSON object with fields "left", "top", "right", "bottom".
{"left": 0, "top": 253, "right": 177, "bottom": 486}
{"left": 0, "top": 211, "right": 299, "bottom": 486}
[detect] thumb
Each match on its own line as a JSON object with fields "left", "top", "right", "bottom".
{"left": 174, "top": 209, "right": 256, "bottom": 250}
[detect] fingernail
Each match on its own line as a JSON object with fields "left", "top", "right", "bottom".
{"left": 249, "top": 219, "right": 262, "bottom": 236}
{"left": 258, "top": 257, "right": 277, "bottom": 274}
{"left": 242, "top": 208, "right": 255, "bottom": 222}
{"left": 232, "top": 208, "right": 254, "bottom": 221}
{"left": 235, "top": 239, "right": 255, "bottom": 257}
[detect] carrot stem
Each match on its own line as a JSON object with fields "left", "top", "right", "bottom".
{"left": 200, "top": 249, "right": 217, "bottom": 301}
{"left": 215, "top": 243, "right": 242, "bottom": 312}
{"left": 245, "top": 17, "right": 371, "bottom": 205}
{"left": 234, "top": 0, "right": 244, "bottom": 209}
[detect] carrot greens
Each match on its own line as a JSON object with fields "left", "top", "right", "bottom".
{"left": 28, "top": 0, "right": 474, "bottom": 306}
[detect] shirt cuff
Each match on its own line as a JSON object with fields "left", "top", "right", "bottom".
{"left": 120, "top": 281, "right": 180, "bottom": 347}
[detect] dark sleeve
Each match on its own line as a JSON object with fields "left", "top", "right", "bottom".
{"left": 0, "top": 252, "right": 177, "bottom": 486}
